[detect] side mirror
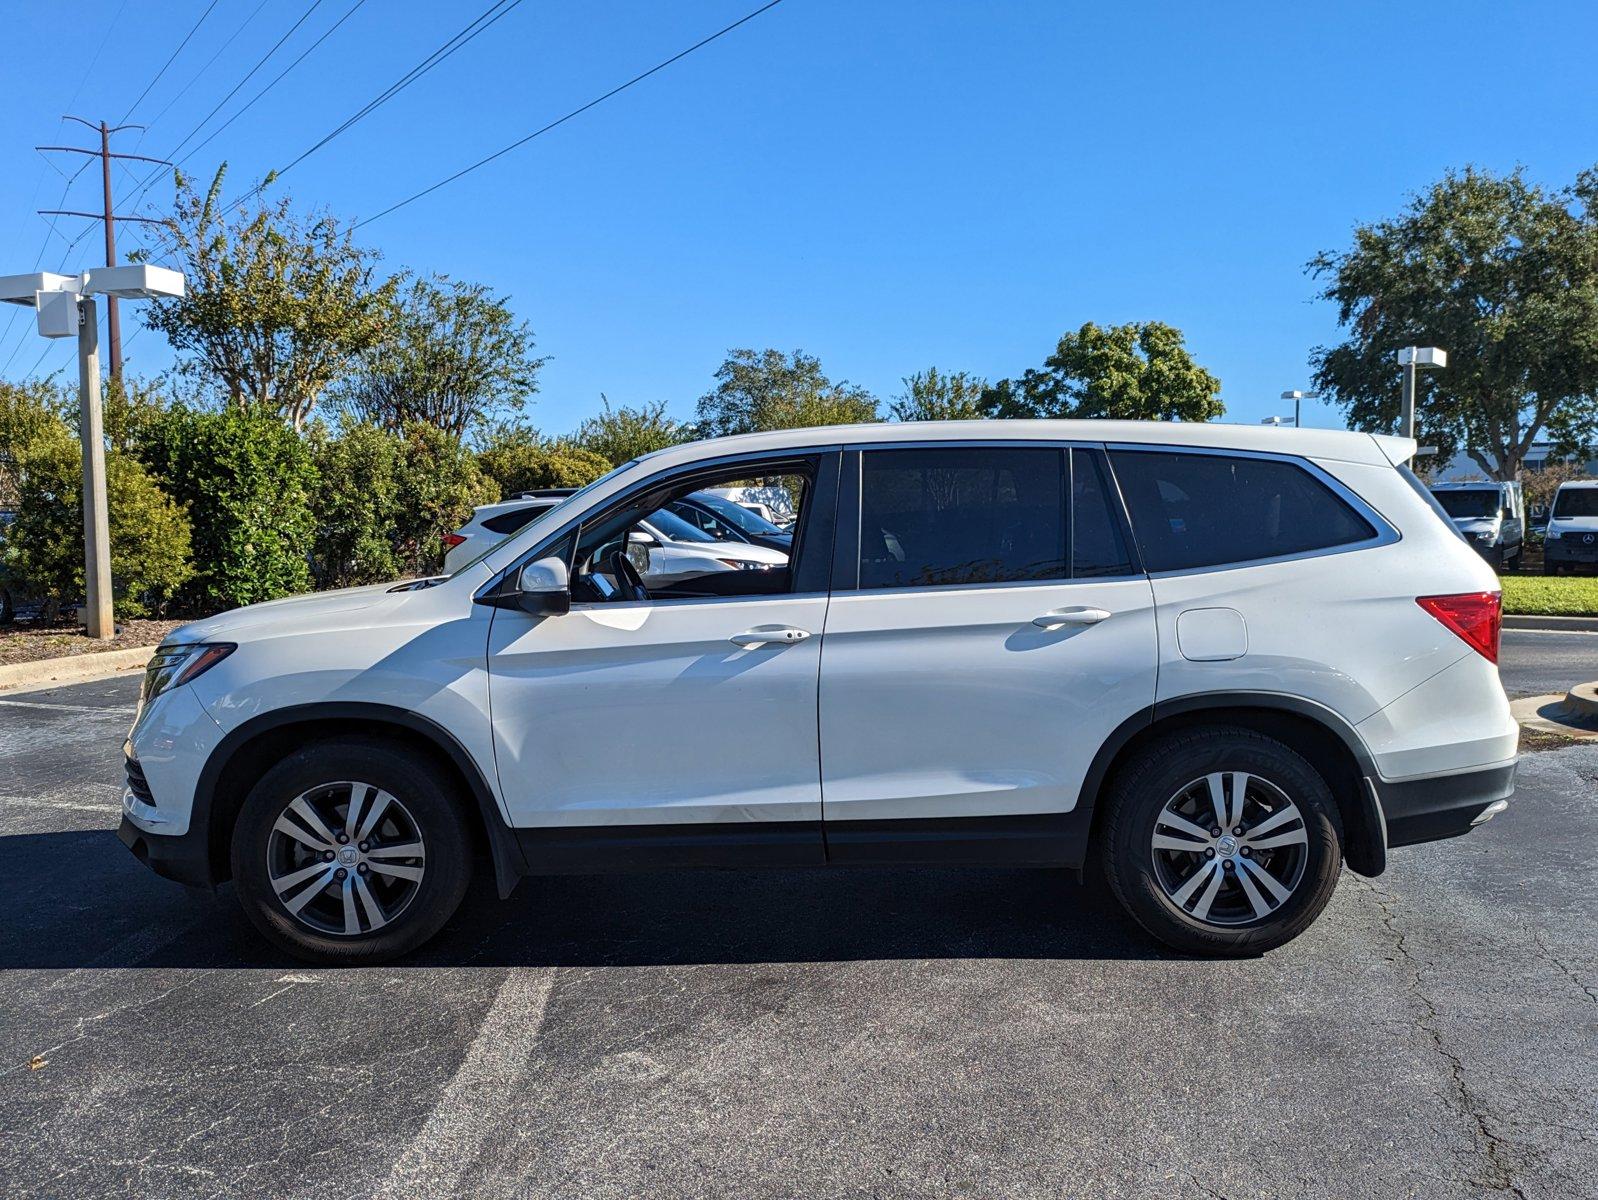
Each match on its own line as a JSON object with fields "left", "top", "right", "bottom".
{"left": 476, "top": 556, "right": 570, "bottom": 615}
{"left": 628, "top": 528, "right": 658, "bottom": 547}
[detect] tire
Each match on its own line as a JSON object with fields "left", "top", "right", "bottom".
{"left": 1100, "top": 727, "right": 1343, "bottom": 957}
{"left": 231, "top": 737, "right": 473, "bottom": 964}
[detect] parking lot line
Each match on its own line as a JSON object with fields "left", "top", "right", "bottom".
{"left": 0, "top": 698, "right": 138, "bottom": 714}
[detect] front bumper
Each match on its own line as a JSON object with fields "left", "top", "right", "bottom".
{"left": 1372, "top": 760, "right": 1516, "bottom": 849}
{"left": 1545, "top": 538, "right": 1598, "bottom": 566}
{"left": 118, "top": 813, "right": 214, "bottom": 889}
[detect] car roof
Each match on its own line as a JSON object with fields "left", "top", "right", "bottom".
{"left": 472, "top": 496, "right": 561, "bottom": 518}
{"left": 626, "top": 419, "right": 1411, "bottom": 470}
{"left": 1430, "top": 481, "right": 1507, "bottom": 490}
{"left": 1555, "top": 479, "right": 1598, "bottom": 490}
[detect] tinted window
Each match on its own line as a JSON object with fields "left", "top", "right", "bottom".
{"left": 1553, "top": 488, "right": 1598, "bottom": 518}
{"left": 1109, "top": 450, "right": 1377, "bottom": 572}
{"left": 858, "top": 448, "right": 1066, "bottom": 589}
{"left": 1432, "top": 489, "right": 1499, "bottom": 519}
{"left": 481, "top": 505, "right": 553, "bottom": 535}
{"left": 1071, "top": 449, "right": 1133, "bottom": 577}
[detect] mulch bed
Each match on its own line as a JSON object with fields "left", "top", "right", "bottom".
{"left": 0, "top": 618, "right": 186, "bottom": 667}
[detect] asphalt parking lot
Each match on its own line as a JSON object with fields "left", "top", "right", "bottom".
{"left": 1, "top": 634, "right": 1595, "bottom": 1199}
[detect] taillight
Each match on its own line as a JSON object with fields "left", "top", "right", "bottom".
{"left": 442, "top": 533, "right": 467, "bottom": 550}
{"left": 1416, "top": 592, "right": 1501, "bottom": 663}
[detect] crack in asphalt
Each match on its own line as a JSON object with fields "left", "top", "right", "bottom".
{"left": 1356, "top": 879, "right": 1528, "bottom": 1200}
{"left": 1532, "top": 931, "right": 1598, "bottom": 1007}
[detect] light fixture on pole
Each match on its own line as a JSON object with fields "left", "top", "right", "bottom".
{"left": 1279, "top": 390, "right": 1319, "bottom": 429}
{"left": 1396, "top": 347, "right": 1446, "bottom": 441}
{"left": 0, "top": 265, "right": 186, "bottom": 639}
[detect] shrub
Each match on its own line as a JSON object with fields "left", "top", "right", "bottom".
{"left": 568, "top": 397, "right": 691, "bottom": 466}
{"left": 308, "top": 422, "right": 401, "bottom": 587}
{"left": 4, "top": 427, "right": 193, "bottom": 619}
{"left": 135, "top": 405, "right": 316, "bottom": 608}
{"left": 477, "top": 429, "right": 611, "bottom": 498}
{"left": 392, "top": 422, "right": 499, "bottom": 576}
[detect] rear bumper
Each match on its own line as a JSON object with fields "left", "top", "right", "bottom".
{"left": 1372, "top": 760, "right": 1516, "bottom": 849}
{"left": 118, "top": 814, "right": 214, "bottom": 889}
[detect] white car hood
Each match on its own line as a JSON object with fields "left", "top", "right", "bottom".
{"left": 1451, "top": 517, "right": 1500, "bottom": 535}
{"left": 169, "top": 580, "right": 407, "bottom": 642}
{"left": 1551, "top": 516, "right": 1598, "bottom": 536}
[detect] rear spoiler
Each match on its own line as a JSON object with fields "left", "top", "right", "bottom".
{"left": 1371, "top": 434, "right": 1419, "bottom": 466}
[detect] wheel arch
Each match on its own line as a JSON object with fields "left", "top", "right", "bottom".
{"left": 1075, "top": 692, "right": 1387, "bottom": 877}
{"left": 195, "top": 702, "right": 527, "bottom": 896}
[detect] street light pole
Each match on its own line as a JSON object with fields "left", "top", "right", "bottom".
{"left": 75, "top": 297, "right": 114, "bottom": 639}
{"left": 1396, "top": 347, "right": 1447, "bottom": 441}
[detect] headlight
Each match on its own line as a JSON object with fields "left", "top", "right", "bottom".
{"left": 1545, "top": 529, "right": 1561, "bottom": 540}
{"left": 141, "top": 643, "right": 235, "bottom": 703}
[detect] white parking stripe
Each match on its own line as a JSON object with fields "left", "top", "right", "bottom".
{"left": 0, "top": 794, "right": 120, "bottom": 814}
{"left": 0, "top": 698, "right": 138, "bottom": 714}
{"left": 375, "top": 967, "right": 556, "bottom": 1197}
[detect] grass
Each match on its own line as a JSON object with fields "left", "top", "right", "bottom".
{"left": 1501, "top": 574, "right": 1598, "bottom": 616}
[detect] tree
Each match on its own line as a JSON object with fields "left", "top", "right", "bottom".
{"left": 1309, "top": 165, "right": 1598, "bottom": 480}
{"left": 331, "top": 275, "right": 545, "bottom": 440}
{"left": 1523, "top": 458, "right": 1592, "bottom": 514}
{"left": 135, "top": 405, "right": 317, "bottom": 607}
{"left": 477, "top": 425, "right": 612, "bottom": 498}
{"left": 308, "top": 422, "right": 402, "bottom": 588}
{"left": 389, "top": 422, "right": 500, "bottom": 576}
{"left": 0, "top": 379, "right": 66, "bottom": 513}
{"left": 982, "top": 322, "right": 1223, "bottom": 422}
{"left": 889, "top": 367, "right": 988, "bottom": 421}
{"left": 695, "top": 349, "right": 878, "bottom": 437}
{"left": 569, "top": 396, "right": 692, "bottom": 466}
{"left": 140, "top": 165, "right": 399, "bottom": 430}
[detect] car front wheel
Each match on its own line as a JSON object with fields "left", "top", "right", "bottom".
{"left": 231, "top": 738, "right": 472, "bottom": 964}
{"left": 1100, "top": 727, "right": 1343, "bottom": 957}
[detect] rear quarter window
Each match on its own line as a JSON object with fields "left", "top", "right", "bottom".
{"left": 1108, "top": 450, "right": 1377, "bottom": 572}
{"left": 481, "top": 507, "right": 548, "bottom": 536}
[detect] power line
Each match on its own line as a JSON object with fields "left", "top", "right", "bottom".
{"left": 356, "top": 0, "right": 786, "bottom": 229}
{"left": 140, "top": 0, "right": 273, "bottom": 138}
{"left": 118, "top": 0, "right": 221, "bottom": 125}
{"left": 174, "top": 0, "right": 372, "bottom": 172}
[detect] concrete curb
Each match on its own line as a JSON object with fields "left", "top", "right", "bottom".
{"left": 1503, "top": 614, "right": 1598, "bottom": 633}
{"left": 0, "top": 645, "right": 156, "bottom": 694}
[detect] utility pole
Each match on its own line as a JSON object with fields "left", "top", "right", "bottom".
{"left": 36, "top": 116, "right": 172, "bottom": 381}
{"left": 1396, "top": 347, "right": 1447, "bottom": 441}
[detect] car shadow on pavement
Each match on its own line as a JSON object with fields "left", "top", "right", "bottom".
{"left": 0, "top": 829, "right": 1166, "bottom": 970}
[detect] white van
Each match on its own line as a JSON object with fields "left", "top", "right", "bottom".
{"left": 1543, "top": 479, "right": 1598, "bottom": 574}
{"left": 1429, "top": 481, "right": 1525, "bottom": 569}
{"left": 119, "top": 421, "right": 1516, "bottom": 963}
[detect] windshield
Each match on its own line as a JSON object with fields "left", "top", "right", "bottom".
{"left": 1553, "top": 487, "right": 1598, "bottom": 518}
{"left": 690, "top": 491, "right": 787, "bottom": 535}
{"left": 445, "top": 458, "right": 640, "bottom": 578}
{"left": 1432, "top": 489, "right": 1500, "bottom": 519}
{"left": 642, "top": 506, "right": 718, "bottom": 543}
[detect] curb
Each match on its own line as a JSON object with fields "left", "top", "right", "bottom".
{"left": 1503, "top": 614, "right": 1598, "bottom": 633}
{"left": 0, "top": 645, "right": 156, "bottom": 694}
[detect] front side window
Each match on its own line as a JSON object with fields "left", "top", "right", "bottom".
{"left": 1109, "top": 450, "right": 1377, "bottom": 573}
{"left": 857, "top": 447, "right": 1067, "bottom": 589}
{"left": 1432, "top": 489, "right": 1500, "bottom": 519}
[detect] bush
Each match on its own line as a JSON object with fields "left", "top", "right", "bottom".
{"left": 308, "top": 422, "right": 401, "bottom": 588}
{"left": 568, "top": 397, "right": 691, "bottom": 466}
{"left": 3, "top": 427, "right": 193, "bottom": 619}
{"left": 392, "top": 422, "right": 499, "bottom": 576}
{"left": 135, "top": 406, "right": 316, "bottom": 608}
{"left": 477, "top": 430, "right": 611, "bottom": 498}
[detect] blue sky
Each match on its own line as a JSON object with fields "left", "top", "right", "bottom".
{"left": 3, "top": 0, "right": 1595, "bottom": 434}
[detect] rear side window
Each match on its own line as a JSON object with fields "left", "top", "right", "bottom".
{"left": 1108, "top": 450, "right": 1377, "bottom": 572}
{"left": 481, "top": 507, "right": 548, "bottom": 535}
{"left": 1070, "top": 449, "right": 1134, "bottom": 577}
{"left": 858, "top": 447, "right": 1066, "bottom": 588}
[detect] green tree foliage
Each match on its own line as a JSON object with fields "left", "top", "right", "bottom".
{"left": 695, "top": 349, "right": 878, "bottom": 437}
{"left": 477, "top": 426, "right": 612, "bottom": 498}
{"left": 1310, "top": 165, "right": 1598, "bottom": 480}
{"left": 889, "top": 367, "right": 988, "bottom": 421}
{"left": 307, "top": 422, "right": 401, "bottom": 588}
{"left": 136, "top": 405, "right": 317, "bottom": 607}
{"left": 4, "top": 426, "right": 192, "bottom": 619}
{"left": 140, "top": 165, "right": 398, "bottom": 430}
{"left": 982, "top": 322, "right": 1223, "bottom": 422}
{"left": 332, "top": 275, "right": 545, "bottom": 440}
{"left": 568, "top": 396, "right": 693, "bottom": 466}
{"left": 389, "top": 422, "right": 500, "bottom": 577}
{"left": 0, "top": 379, "right": 67, "bottom": 513}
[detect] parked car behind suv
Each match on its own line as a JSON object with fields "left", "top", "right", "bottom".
{"left": 1543, "top": 479, "right": 1598, "bottom": 574}
{"left": 119, "top": 421, "right": 1516, "bottom": 963}
{"left": 1429, "top": 480, "right": 1525, "bottom": 569}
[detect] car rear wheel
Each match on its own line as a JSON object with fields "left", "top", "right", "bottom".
{"left": 1100, "top": 727, "right": 1343, "bottom": 957}
{"left": 231, "top": 738, "right": 472, "bottom": 964}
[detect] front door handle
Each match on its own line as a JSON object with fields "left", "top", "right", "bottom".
{"left": 1032, "top": 607, "right": 1111, "bottom": 629}
{"left": 730, "top": 627, "right": 812, "bottom": 647}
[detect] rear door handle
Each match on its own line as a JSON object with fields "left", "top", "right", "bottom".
{"left": 730, "top": 627, "right": 812, "bottom": 647}
{"left": 1032, "top": 607, "right": 1111, "bottom": 629}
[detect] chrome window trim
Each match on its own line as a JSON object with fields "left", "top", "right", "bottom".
{"left": 1103, "top": 442, "right": 1401, "bottom": 578}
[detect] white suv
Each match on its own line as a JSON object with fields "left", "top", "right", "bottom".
{"left": 119, "top": 421, "right": 1517, "bottom": 963}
